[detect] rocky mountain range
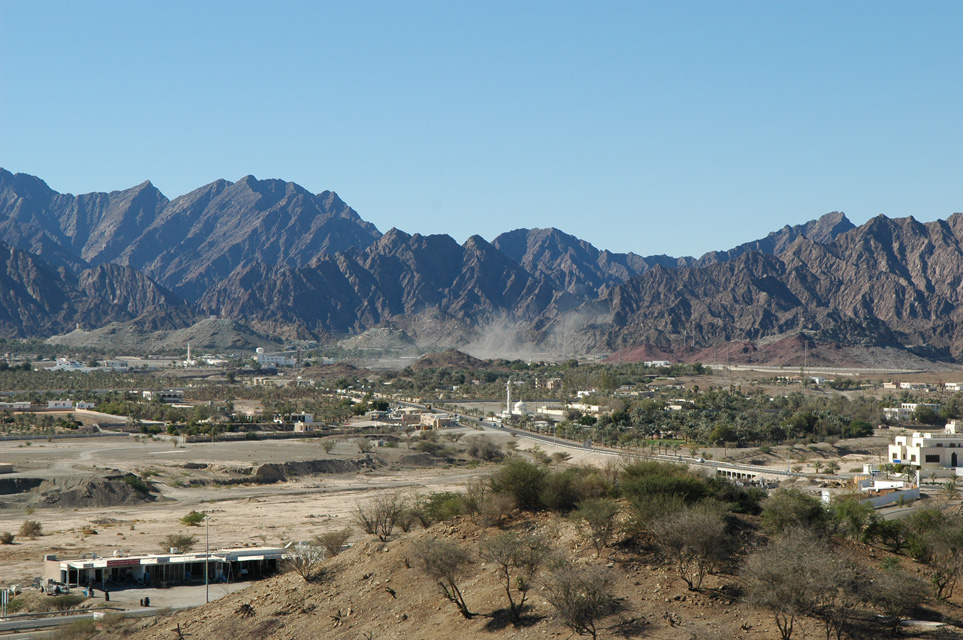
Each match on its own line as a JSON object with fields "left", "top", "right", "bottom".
{"left": 2, "top": 168, "right": 961, "bottom": 362}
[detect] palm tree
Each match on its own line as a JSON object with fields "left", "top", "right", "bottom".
{"left": 943, "top": 477, "right": 959, "bottom": 503}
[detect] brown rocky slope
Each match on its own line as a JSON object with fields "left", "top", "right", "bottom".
{"left": 78, "top": 512, "right": 960, "bottom": 640}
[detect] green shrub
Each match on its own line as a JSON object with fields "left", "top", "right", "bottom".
{"left": 845, "top": 419, "right": 873, "bottom": 438}
{"left": 760, "top": 488, "right": 830, "bottom": 535}
{"left": 703, "top": 475, "right": 765, "bottom": 514}
{"left": 160, "top": 533, "right": 198, "bottom": 553}
{"left": 619, "top": 461, "right": 709, "bottom": 506}
{"left": 180, "top": 510, "right": 206, "bottom": 527}
{"left": 540, "top": 469, "right": 583, "bottom": 513}
{"left": 490, "top": 459, "right": 548, "bottom": 512}
{"left": 423, "top": 492, "right": 465, "bottom": 523}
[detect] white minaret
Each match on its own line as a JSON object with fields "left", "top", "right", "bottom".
{"left": 187, "top": 342, "right": 191, "bottom": 364}
{"left": 506, "top": 379, "right": 512, "bottom": 415}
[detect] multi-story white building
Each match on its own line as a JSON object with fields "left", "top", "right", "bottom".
{"left": 889, "top": 422, "right": 963, "bottom": 469}
{"left": 254, "top": 348, "right": 297, "bottom": 367}
{"left": 882, "top": 402, "right": 941, "bottom": 423}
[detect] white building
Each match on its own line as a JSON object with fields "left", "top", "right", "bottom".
{"left": 44, "top": 547, "right": 284, "bottom": 588}
{"left": 274, "top": 412, "right": 315, "bottom": 425}
{"left": 142, "top": 390, "right": 184, "bottom": 404}
{"left": 888, "top": 423, "right": 963, "bottom": 469}
{"left": 47, "top": 400, "right": 73, "bottom": 410}
{"left": 50, "top": 359, "right": 93, "bottom": 372}
{"left": 254, "top": 348, "right": 297, "bottom": 368}
{"left": 882, "top": 402, "right": 941, "bottom": 423}
{"left": 512, "top": 400, "right": 530, "bottom": 417}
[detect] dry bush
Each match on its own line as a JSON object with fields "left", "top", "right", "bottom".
{"left": 320, "top": 439, "right": 336, "bottom": 454}
{"left": 315, "top": 528, "right": 351, "bottom": 557}
{"left": 413, "top": 537, "right": 473, "bottom": 618}
{"left": 742, "top": 528, "right": 846, "bottom": 640}
{"left": 462, "top": 477, "right": 490, "bottom": 519}
{"left": 0, "top": 531, "right": 14, "bottom": 544}
{"left": 650, "top": 504, "right": 731, "bottom": 590}
{"left": 479, "top": 531, "right": 550, "bottom": 623}
{"left": 465, "top": 436, "right": 503, "bottom": 461}
{"left": 354, "top": 491, "right": 407, "bottom": 540}
{"left": 19, "top": 520, "right": 42, "bottom": 539}
{"left": 541, "top": 564, "right": 617, "bottom": 640}
{"left": 285, "top": 542, "right": 326, "bottom": 582}
{"left": 870, "top": 566, "right": 925, "bottom": 636}
{"left": 478, "top": 493, "right": 516, "bottom": 528}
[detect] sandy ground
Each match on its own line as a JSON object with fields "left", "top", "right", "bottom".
{"left": 0, "top": 435, "right": 494, "bottom": 586}
{"left": 0, "top": 425, "right": 888, "bottom": 590}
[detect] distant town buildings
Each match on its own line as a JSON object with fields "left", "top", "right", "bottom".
{"left": 50, "top": 358, "right": 129, "bottom": 373}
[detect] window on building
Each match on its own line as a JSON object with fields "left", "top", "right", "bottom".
{"left": 926, "top": 454, "right": 941, "bottom": 463}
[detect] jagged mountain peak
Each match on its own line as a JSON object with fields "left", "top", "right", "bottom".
{"left": 8, "top": 169, "right": 963, "bottom": 363}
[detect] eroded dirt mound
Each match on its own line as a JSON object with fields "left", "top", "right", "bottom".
{"left": 253, "top": 457, "right": 376, "bottom": 484}
{"left": 30, "top": 476, "right": 159, "bottom": 508}
{"left": 397, "top": 452, "right": 436, "bottom": 467}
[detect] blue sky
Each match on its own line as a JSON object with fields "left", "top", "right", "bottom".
{"left": 2, "top": 1, "right": 962, "bottom": 257}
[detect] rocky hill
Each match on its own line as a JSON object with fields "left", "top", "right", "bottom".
{"left": 73, "top": 509, "right": 960, "bottom": 640}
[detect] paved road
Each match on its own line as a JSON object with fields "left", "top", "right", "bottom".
{"left": 0, "top": 582, "right": 254, "bottom": 636}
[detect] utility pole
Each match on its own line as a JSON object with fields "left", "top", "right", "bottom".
{"left": 205, "top": 515, "right": 210, "bottom": 603}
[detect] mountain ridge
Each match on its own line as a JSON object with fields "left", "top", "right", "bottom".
{"left": 5, "top": 168, "right": 963, "bottom": 363}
